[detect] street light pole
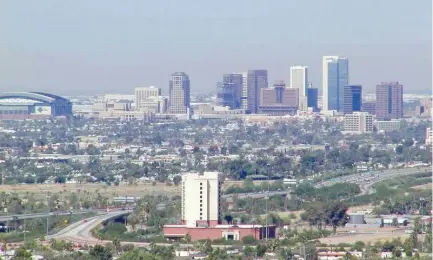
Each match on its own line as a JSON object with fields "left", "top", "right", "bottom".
{"left": 23, "top": 202, "right": 26, "bottom": 244}
{"left": 46, "top": 194, "right": 50, "bottom": 239}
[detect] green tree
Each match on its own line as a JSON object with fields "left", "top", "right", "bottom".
{"left": 89, "top": 244, "right": 113, "bottom": 260}
{"left": 279, "top": 247, "right": 294, "bottom": 260}
{"left": 324, "top": 201, "right": 349, "bottom": 233}
{"left": 14, "top": 246, "right": 32, "bottom": 259}
{"left": 207, "top": 248, "right": 229, "bottom": 260}
{"left": 244, "top": 246, "right": 256, "bottom": 257}
{"left": 256, "top": 244, "right": 268, "bottom": 257}
{"left": 242, "top": 235, "right": 257, "bottom": 245}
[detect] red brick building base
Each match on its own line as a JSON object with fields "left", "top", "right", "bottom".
{"left": 163, "top": 225, "right": 276, "bottom": 241}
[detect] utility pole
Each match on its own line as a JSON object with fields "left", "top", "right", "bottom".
{"left": 265, "top": 163, "right": 270, "bottom": 240}
{"left": 46, "top": 194, "right": 50, "bottom": 239}
{"left": 23, "top": 202, "right": 26, "bottom": 244}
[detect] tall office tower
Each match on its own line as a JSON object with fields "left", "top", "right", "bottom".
{"left": 259, "top": 80, "right": 299, "bottom": 116}
{"left": 168, "top": 72, "right": 190, "bottom": 114}
{"left": 375, "top": 82, "right": 403, "bottom": 120}
{"left": 239, "top": 72, "right": 248, "bottom": 110}
{"left": 307, "top": 86, "right": 319, "bottom": 112}
{"left": 218, "top": 73, "right": 243, "bottom": 109}
{"left": 344, "top": 112, "right": 373, "bottom": 133}
{"left": 134, "top": 86, "right": 162, "bottom": 110}
{"left": 322, "top": 56, "right": 349, "bottom": 111}
{"left": 343, "top": 85, "right": 362, "bottom": 114}
{"left": 247, "top": 70, "right": 268, "bottom": 113}
{"left": 290, "top": 66, "right": 308, "bottom": 97}
{"left": 181, "top": 172, "right": 223, "bottom": 227}
{"left": 216, "top": 82, "right": 237, "bottom": 109}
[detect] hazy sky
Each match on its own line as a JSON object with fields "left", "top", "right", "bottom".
{"left": 0, "top": 0, "right": 431, "bottom": 96}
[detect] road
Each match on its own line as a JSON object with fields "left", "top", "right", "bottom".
{"left": 0, "top": 210, "right": 99, "bottom": 222}
{"left": 314, "top": 166, "right": 431, "bottom": 194}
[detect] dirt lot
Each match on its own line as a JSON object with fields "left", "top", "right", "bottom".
{"left": 320, "top": 232, "right": 425, "bottom": 245}
{"left": 0, "top": 180, "right": 255, "bottom": 198}
{"left": 0, "top": 183, "right": 181, "bottom": 198}
{"left": 411, "top": 183, "right": 432, "bottom": 190}
{"left": 0, "top": 179, "right": 276, "bottom": 198}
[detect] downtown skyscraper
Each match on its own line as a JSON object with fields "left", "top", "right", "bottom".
{"left": 375, "top": 81, "right": 403, "bottom": 120}
{"left": 168, "top": 72, "right": 190, "bottom": 114}
{"left": 290, "top": 66, "right": 308, "bottom": 97}
{"left": 217, "top": 73, "right": 243, "bottom": 109}
{"left": 343, "top": 85, "right": 362, "bottom": 115}
{"left": 322, "top": 56, "right": 349, "bottom": 112}
{"left": 247, "top": 70, "right": 268, "bottom": 113}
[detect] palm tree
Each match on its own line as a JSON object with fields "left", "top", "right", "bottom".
{"left": 112, "top": 237, "right": 121, "bottom": 255}
{"left": 183, "top": 233, "right": 192, "bottom": 255}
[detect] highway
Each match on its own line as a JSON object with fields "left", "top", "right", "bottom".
{"left": 314, "top": 166, "right": 431, "bottom": 194}
{"left": 46, "top": 166, "right": 430, "bottom": 246}
{"left": 0, "top": 210, "right": 99, "bottom": 222}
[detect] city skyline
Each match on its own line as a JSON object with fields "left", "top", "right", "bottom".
{"left": 0, "top": 0, "right": 430, "bottom": 95}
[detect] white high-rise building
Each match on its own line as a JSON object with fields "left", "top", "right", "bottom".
{"left": 181, "top": 172, "right": 223, "bottom": 227}
{"left": 344, "top": 112, "right": 373, "bottom": 133}
{"left": 322, "top": 56, "right": 349, "bottom": 112}
{"left": 290, "top": 66, "right": 308, "bottom": 98}
{"left": 134, "top": 86, "right": 161, "bottom": 110}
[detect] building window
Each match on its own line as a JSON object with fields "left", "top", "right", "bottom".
{"left": 200, "top": 204, "right": 202, "bottom": 207}
{"left": 200, "top": 208, "right": 202, "bottom": 211}
{"left": 200, "top": 196, "right": 202, "bottom": 199}
{"left": 200, "top": 212, "right": 202, "bottom": 216}
{"left": 200, "top": 191, "right": 202, "bottom": 194}
{"left": 200, "top": 200, "right": 202, "bottom": 203}
{"left": 200, "top": 187, "right": 202, "bottom": 190}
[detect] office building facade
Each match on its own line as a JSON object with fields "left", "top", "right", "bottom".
{"left": 290, "top": 66, "right": 308, "bottom": 97}
{"left": 135, "top": 86, "right": 162, "bottom": 110}
{"left": 307, "top": 88, "right": 319, "bottom": 112}
{"left": 361, "top": 101, "right": 376, "bottom": 115}
{"left": 322, "top": 56, "right": 349, "bottom": 111}
{"left": 344, "top": 112, "right": 373, "bottom": 133}
{"left": 416, "top": 97, "right": 432, "bottom": 117}
{"left": 181, "top": 172, "right": 223, "bottom": 227}
{"left": 247, "top": 70, "right": 268, "bottom": 113}
{"left": 375, "top": 82, "right": 403, "bottom": 120}
{"left": 258, "top": 81, "right": 298, "bottom": 116}
{"left": 375, "top": 120, "right": 401, "bottom": 132}
{"left": 217, "top": 73, "right": 243, "bottom": 109}
{"left": 343, "top": 85, "right": 362, "bottom": 114}
{"left": 168, "top": 72, "right": 190, "bottom": 114}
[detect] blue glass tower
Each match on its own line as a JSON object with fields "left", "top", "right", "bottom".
{"left": 343, "top": 85, "right": 362, "bottom": 114}
{"left": 324, "top": 57, "right": 349, "bottom": 111}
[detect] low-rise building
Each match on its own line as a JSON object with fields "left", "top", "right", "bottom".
{"left": 374, "top": 120, "right": 401, "bottom": 132}
{"left": 343, "top": 112, "right": 373, "bottom": 134}
{"left": 426, "top": 128, "right": 433, "bottom": 145}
